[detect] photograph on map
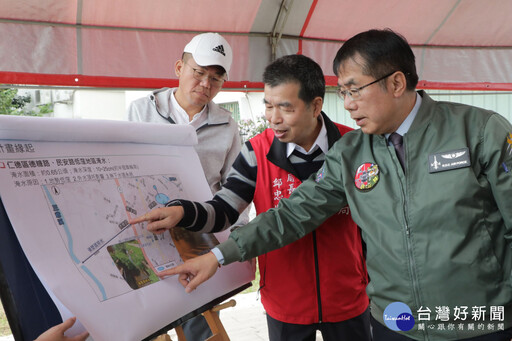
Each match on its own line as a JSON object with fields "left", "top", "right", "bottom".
{"left": 107, "top": 240, "right": 160, "bottom": 290}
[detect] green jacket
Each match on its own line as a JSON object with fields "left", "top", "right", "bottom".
{"left": 218, "top": 91, "right": 512, "bottom": 340}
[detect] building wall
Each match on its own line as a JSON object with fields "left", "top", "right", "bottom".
{"left": 13, "top": 88, "right": 512, "bottom": 127}
{"left": 426, "top": 90, "right": 512, "bottom": 123}
{"left": 73, "top": 90, "right": 126, "bottom": 120}
{"left": 322, "top": 90, "right": 512, "bottom": 129}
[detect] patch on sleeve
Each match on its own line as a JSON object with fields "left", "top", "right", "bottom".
{"left": 315, "top": 164, "right": 325, "bottom": 182}
{"left": 503, "top": 162, "right": 510, "bottom": 173}
{"left": 507, "top": 132, "right": 512, "bottom": 155}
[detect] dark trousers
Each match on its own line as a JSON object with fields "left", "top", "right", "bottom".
{"left": 266, "top": 307, "right": 371, "bottom": 341}
{"left": 181, "top": 314, "right": 213, "bottom": 341}
{"left": 370, "top": 314, "right": 512, "bottom": 341}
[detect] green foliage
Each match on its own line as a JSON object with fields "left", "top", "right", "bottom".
{"left": 238, "top": 116, "right": 269, "bottom": 142}
{"left": 0, "top": 89, "right": 53, "bottom": 116}
{"left": 110, "top": 243, "right": 137, "bottom": 270}
{"left": 37, "top": 103, "right": 53, "bottom": 114}
{"left": 0, "top": 89, "right": 21, "bottom": 115}
{"left": 10, "top": 93, "right": 31, "bottom": 109}
{"left": 0, "top": 302, "right": 11, "bottom": 336}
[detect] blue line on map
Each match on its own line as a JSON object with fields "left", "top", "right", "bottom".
{"left": 43, "top": 185, "right": 107, "bottom": 301}
{"left": 43, "top": 185, "right": 80, "bottom": 264}
{"left": 81, "top": 265, "right": 107, "bottom": 300}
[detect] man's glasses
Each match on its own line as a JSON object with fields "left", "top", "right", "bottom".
{"left": 337, "top": 71, "right": 396, "bottom": 101}
{"left": 184, "top": 62, "right": 226, "bottom": 88}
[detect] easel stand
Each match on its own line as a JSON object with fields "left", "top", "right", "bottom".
{"left": 156, "top": 299, "right": 237, "bottom": 341}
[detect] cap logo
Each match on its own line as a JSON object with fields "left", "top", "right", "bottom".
{"left": 212, "top": 45, "right": 226, "bottom": 56}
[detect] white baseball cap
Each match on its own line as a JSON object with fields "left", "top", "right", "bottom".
{"left": 184, "top": 32, "right": 233, "bottom": 77}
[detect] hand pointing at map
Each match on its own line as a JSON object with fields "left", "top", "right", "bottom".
{"left": 130, "top": 203, "right": 222, "bottom": 292}
{"left": 158, "top": 251, "right": 220, "bottom": 293}
{"left": 129, "top": 205, "right": 185, "bottom": 234}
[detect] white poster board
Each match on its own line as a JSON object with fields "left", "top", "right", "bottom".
{"left": 0, "top": 116, "right": 253, "bottom": 341}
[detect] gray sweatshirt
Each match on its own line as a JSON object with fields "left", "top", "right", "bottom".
{"left": 126, "top": 87, "right": 242, "bottom": 195}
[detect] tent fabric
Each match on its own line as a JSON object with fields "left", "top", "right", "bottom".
{"left": 1, "top": 0, "right": 512, "bottom": 90}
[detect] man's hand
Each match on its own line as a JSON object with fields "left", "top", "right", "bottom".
{"left": 35, "top": 317, "right": 89, "bottom": 341}
{"left": 129, "top": 206, "right": 184, "bottom": 234}
{"left": 160, "top": 252, "right": 220, "bottom": 293}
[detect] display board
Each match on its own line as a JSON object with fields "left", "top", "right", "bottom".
{"left": 0, "top": 116, "right": 253, "bottom": 341}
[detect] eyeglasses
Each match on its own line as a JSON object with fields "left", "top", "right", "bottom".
{"left": 184, "top": 62, "right": 226, "bottom": 88}
{"left": 337, "top": 71, "right": 396, "bottom": 101}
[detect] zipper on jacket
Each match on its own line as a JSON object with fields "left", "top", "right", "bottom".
{"left": 258, "top": 254, "right": 266, "bottom": 298}
{"left": 312, "top": 230, "right": 323, "bottom": 323}
{"left": 402, "top": 194, "right": 428, "bottom": 339}
{"left": 196, "top": 121, "right": 229, "bottom": 132}
{"left": 397, "top": 144, "right": 428, "bottom": 340}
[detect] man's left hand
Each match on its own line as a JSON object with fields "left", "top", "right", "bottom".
{"left": 159, "top": 252, "right": 220, "bottom": 293}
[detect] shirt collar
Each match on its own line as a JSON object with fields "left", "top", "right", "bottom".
{"left": 170, "top": 89, "right": 208, "bottom": 128}
{"left": 286, "top": 115, "right": 328, "bottom": 157}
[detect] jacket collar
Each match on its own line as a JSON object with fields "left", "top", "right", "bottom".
{"left": 266, "top": 112, "right": 341, "bottom": 177}
{"left": 375, "top": 90, "right": 433, "bottom": 143}
{"left": 408, "top": 90, "right": 435, "bottom": 134}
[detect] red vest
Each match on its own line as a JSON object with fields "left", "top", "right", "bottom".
{"left": 250, "top": 127, "right": 368, "bottom": 324}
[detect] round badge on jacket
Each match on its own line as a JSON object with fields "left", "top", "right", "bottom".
{"left": 354, "top": 162, "right": 379, "bottom": 191}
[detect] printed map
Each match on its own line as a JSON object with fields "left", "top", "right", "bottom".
{"left": 42, "top": 174, "right": 218, "bottom": 301}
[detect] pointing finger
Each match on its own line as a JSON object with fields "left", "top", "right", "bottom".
{"left": 129, "top": 213, "right": 150, "bottom": 225}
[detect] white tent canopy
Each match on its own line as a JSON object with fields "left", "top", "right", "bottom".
{"left": 1, "top": 0, "right": 512, "bottom": 90}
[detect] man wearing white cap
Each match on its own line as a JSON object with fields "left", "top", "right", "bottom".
{"left": 127, "top": 32, "right": 243, "bottom": 340}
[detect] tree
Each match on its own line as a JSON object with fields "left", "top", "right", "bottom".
{"left": 0, "top": 88, "right": 52, "bottom": 116}
{"left": 238, "top": 115, "right": 268, "bottom": 142}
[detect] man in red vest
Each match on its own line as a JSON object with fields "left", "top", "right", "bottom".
{"left": 131, "top": 54, "right": 370, "bottom": 341}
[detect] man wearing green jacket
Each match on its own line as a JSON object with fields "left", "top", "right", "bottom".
{"left": 137, "top": 29, "right": 512, "bottom": 340}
